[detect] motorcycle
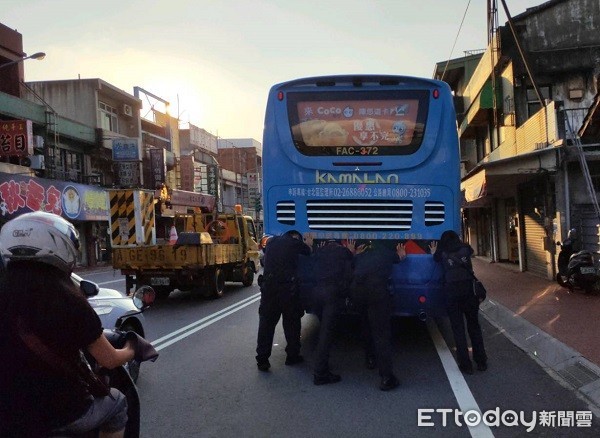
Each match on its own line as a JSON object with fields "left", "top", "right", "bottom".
{"left": 51, "top": 328, "right": 158, "bottom": 438}
{"left": 556, "top": 229, "right": 600, "bottom": 294}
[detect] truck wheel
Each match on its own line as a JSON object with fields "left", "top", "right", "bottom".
{"left": 209, "top": 268, "right": 225, "bottom": 298}
{"left": 242, "top": 268, "right": 255, "bottom": 287}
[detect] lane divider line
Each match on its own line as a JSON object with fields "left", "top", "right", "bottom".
{"left": 151, "top": 293, "right": 261, "bottom": 349}
{"left": 427, "top": 319, "right": 495, "bottom": 438}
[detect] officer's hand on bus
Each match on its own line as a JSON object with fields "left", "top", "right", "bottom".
{"left": 303, "top": 234, "right": 314, "bottom": 248}
{"left": 429, "top": 241, "right": 438, "bottom": 254}
{"left": 345, "top": 239, "right": 356, "bottom": 254}
{"left": 396, "top": 243, "right": 407, "bottom": 260}
{"left": 355, "top": 243, "right": 369, "bottom": 255}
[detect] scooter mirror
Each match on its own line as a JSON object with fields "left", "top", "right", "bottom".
{"left": 132, "top": 285, "right": 156, "bottom": 310}
{"left": 80, "top": 279, "right": 100, "bottom": 297}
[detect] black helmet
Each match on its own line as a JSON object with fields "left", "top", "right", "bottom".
{"left": 284, "top": 229, "right": 303, "bottom": 241}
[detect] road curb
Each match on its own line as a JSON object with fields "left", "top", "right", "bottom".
{"left": 480, "top": 298, "right": 600, "bottom": 414}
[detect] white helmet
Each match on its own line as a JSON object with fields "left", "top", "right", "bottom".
{"left": 0, "top": 211, "right": 80, "bottom": 273}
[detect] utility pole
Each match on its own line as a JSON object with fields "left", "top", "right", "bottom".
{"left": 488, "top": 0, "right": 501, "bottom": 149}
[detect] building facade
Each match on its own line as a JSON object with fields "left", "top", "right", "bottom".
{"left": 0, "top": 25, "right": 144, "bottom": 266}
{"left": 1, "top": 22, "right": 266, "bottom": 264}
{"left": 436, "top": 0, "right": 600, "bottom": 279}
{"left": 217, "top": 138, "right": 263, "bottom": 226}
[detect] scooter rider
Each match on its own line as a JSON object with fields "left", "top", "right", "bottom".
{"left": 256, "top": 230, "right": 313, "bottom": 371}
{"left": 0, "top": 212, "right": 136, "bottom": 438}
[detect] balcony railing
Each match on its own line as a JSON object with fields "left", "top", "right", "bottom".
{"left": 488, "top": 101, "right": 558, "bottom": 163}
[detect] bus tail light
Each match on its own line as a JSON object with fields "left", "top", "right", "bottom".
{"left": 418, "top": 295, "right": 427, "bottom": 304}
{"left": 432, "top": 89, "right": 440, "bottom": 99}
{"left": 277, "top": 91, "right": 284, "bottom": 101}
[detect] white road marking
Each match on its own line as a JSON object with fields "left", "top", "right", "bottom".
{"left": 427, "top": 319, "right": 495, "bottom": 438}
{"left": 96, "top": 277, "right": 493, "bottom": 437}
{"left": 77, "top": 269, "right": 116, "bottom": 277}
{"left": 151, "top": 293, "right": 261, "bottom": 351}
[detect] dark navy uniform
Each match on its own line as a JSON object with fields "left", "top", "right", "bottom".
{"left": 311, "top": 241, "right": 353, "bottom": 383}
{"left": 256, "top": 232, "right": 311, "bottom": 369}
{"left": 351, "top": 243, "right": 401, "bottom": 388}
{"left": 433, "top": 232, "right": 487, "bottom": 373}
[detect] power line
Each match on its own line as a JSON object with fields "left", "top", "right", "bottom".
{"left": 441, "top": 0, "right": 472, "bottom": 81}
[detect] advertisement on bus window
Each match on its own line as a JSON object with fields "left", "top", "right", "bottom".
{"left": 287, "top": 91, "right": 429, "bottom": 156}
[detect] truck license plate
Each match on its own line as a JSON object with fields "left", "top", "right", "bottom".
{"left": 580, "top": 267, "right": 596, "bottom": 275}
{"left": 150, "top": 277, "right": 170, "bottom": 286}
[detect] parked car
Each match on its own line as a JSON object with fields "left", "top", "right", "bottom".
{"left": 75, "top": 272, "right": 155, "bottom": 382}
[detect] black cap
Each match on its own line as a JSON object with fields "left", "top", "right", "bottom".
{"left": 284, "top": 229, "right": 303, "bottom": 240}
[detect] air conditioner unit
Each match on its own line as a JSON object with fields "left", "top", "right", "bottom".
{"left": 122, "top": 104, "right": 133, "bottom": 117}
{"left": 33, "top": 135, "right": 44, "bottom": 150}
{"left": 30, "top": 155, "right": 45, "bottom": 170}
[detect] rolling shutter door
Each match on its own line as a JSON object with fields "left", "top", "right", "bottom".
{"left": 521, "top": 186, "right": 548, "bottom": 278}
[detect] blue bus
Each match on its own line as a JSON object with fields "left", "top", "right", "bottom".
{"left": 261, "top": 75, "right": 460, "bottom": 319}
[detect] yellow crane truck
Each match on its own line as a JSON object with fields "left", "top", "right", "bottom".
{"left": 108, "top": 188, "right": 260, "bottom": 300}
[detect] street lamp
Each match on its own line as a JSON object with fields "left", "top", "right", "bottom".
{"left": 0, "top": 51, "right": 46, "bottom": 70}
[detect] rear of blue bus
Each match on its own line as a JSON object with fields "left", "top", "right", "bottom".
{"left": 261, "top": 75, "right": 460, "bottom": 319}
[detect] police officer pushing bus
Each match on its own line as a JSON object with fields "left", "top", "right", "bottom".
{"left": 255, "top": 230, "right": 313, "bottom": 371}
{"left": 311, "top": 240, "right": 354, "bottom": 385}
{"left": 350, "top": 240, "right": 406, "bottom": 391}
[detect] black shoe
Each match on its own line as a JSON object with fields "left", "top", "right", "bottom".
{"left": 285, "top": 355, "right": 304, "bottom": 366}
{"left": 459, "top": 364, "right": 474, "bottom": 375}
{"left": 477, "top": 362, "right": 488, "bottom": 372}
{"left": 314, "top": 372, "right": 341, "bottom": 385}
{"left": 257, "top": 360, "right": 271, "bottom": 372}
{"left": 380, "top": 375, "right": 400, "bottom": 391}
{"left": 365, "top": 356, "right": 377, "bottom": 370}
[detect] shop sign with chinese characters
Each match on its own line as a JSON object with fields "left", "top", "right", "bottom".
{"left": 180, "top": 155, "right": 195, "bottom": 191}
{"left": 0, "top": 119, "right": 34, "bottom": 157}
{"left": 0, "top": 173, "right": 109, "bottom": 221}
{"left": 116, "top": 162, "right": 141, "bottom": 187}
{"left": 112, "top": 138, "right": 141, "bottom": 161}
{"left": 247, "top": 172, "right": 260, "bottom": 202}
{"left": 150, "top": 148, "right": 166, "bottom": 187}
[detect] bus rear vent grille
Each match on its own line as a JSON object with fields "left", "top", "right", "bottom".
{"left": 276, "top": 201, "right": 296, "bottom": 225}
{"left": 424, "top": 201, "right": 445, "bottom": 226}
{"left": 306, "top": 200, "right": 412, "bottom": 230}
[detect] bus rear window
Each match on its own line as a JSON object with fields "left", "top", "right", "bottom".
{"left": 287, "top": 90, "right": 429, "bottom": 156}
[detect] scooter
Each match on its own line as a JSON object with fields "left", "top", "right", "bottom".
{"left": 556, "top": 229, "right": 600, "bottom": 294}
{"left": 51, "top": 329, "right": 158, "bottom": 438}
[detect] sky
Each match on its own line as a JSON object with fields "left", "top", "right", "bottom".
{"left": 4, "top": 0, "right": 545, "bottom": 142}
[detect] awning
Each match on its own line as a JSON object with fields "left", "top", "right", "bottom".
{"left": 460, "top": 147, "right": 557, "bottom": 208}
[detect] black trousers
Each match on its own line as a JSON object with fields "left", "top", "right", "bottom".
{"left": 256, "top": 283, "right": 303, "bottom": 362}
{"left": 446, "top": 282, "right": 487, "bottom": 367}
{"left": 351, "top": 281, "right": 394, "bottom": 378}
{"left": 312, "top": 285, "right": 343, "bottom": 376}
